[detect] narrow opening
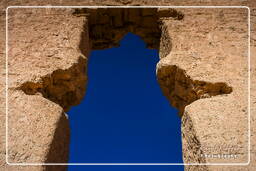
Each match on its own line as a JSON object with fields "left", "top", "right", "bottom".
{"left": 67, "top": 33, "right": 183, "bottom": 166}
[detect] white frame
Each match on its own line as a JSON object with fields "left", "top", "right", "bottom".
{"left": 5, "top": 5, "right": 251, "bottom": 166}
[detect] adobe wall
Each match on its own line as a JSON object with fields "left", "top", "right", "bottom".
{"left": 0, "top": 1, "right": 255, "bottom": 171}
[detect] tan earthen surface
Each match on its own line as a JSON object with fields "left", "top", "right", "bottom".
{"left": 0, "top": 0, "right": 255, "bottom": 171}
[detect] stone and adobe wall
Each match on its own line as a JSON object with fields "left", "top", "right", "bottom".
{"left": 0, "top": 0, "right": 255, "bottom": 171}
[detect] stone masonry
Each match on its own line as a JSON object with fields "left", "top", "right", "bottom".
{"left": 0, "top": 0, "right": 256, "bottom": 171}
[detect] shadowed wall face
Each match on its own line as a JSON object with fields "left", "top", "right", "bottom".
{"left": 67, "top": 33, "right": 183, "bottom": 169}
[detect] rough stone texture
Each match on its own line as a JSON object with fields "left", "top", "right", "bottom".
{"left": 7, "top": 7, "right": 89, "bottom": 166}
{"left": 1, "top": 6, "right": 90, "bottom": 171}
{"left": 18, "top": 56, "right": 87, "bottom": 112}
{"left": 156, "top": 4, "right": 256, "bottom": 171}
{"left": 157, "top": 64, "right": 233, "bottom": 116}
{"left": 80, "top": 8, "right": 183, "bottom": 49}
{"left": 157, "top": 8, "right": 249, "bottom": 165}
{"left": 8, "top": 90, "right": 70, "bottom": 163}
{"left": 0, "top": 0, "right": 255, "bottom": 171}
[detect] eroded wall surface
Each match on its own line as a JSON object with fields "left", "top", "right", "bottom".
{"left": 1, "top": 6, "right": 90, "bottom": 171}
{"left": 0, "top": 0, "right": 255, "bottom": 171}
{"left": 157, "top": 7, "right": 252, "bottom": 171}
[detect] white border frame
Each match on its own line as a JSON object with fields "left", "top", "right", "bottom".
{"left": 5, "top": 5, "right": 251, "bottom": 166}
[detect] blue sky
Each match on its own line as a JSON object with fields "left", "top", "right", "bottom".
{"left": 67, "top": 33, "right": 184, "bottom": 170}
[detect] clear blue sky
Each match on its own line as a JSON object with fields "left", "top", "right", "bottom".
{"left": 67, "top": 33, "right": 184, "bottom": 170}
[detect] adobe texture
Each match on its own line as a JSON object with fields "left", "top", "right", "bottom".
{"left": 0, "top": 0, "right": 255, "bottom": 171}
